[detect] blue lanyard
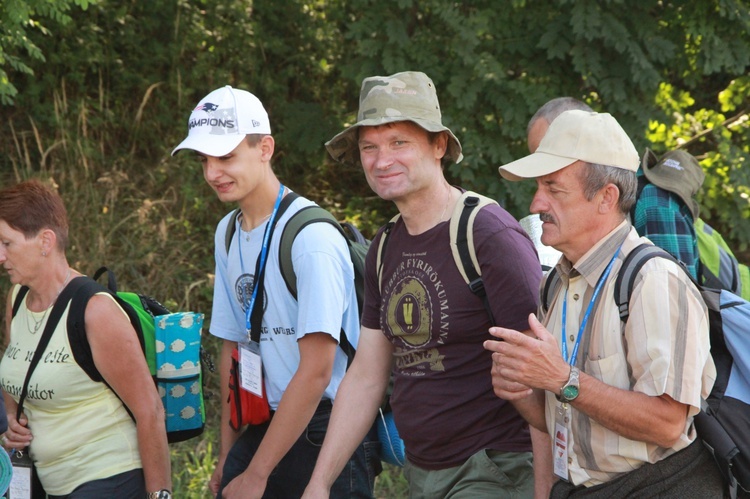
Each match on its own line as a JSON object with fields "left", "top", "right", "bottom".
{"left": 561, "top": 245, "right": 622, "bottom": 366}
{"left": 238, "top": 184, "right": 285, "bottom": 341}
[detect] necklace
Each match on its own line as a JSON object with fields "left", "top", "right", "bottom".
{"left": 27, "top": 268, "right": 72, "bottom": 335}
{"left": 244, "top": 213, "right": 272, "bottom": 241}
{"left": 437, "top": 185, "right": 453, "bottom": 225}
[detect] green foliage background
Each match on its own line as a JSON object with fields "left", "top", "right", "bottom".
{"left": 1, "top": 1, "right": 750, "bottom": 497}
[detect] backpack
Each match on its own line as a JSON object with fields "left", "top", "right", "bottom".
{"left": 542, "top": 243, "right": 750, "bottom": 497}
{"left": 376, "top": 190, "right": 499, "bottom": 324}
{"left": 695, "top": 218, "right": 750, "bottom": 302}
{"left": 634, "top": 174, "right": 750, "bottom": 302}
{"left": 224, "top": 192, "right": 367, "bottom": 362}
{"left": 13, "top": 268, "right": 208, "bottom": 443}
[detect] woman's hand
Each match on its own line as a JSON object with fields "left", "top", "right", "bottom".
{"left": 2, "top": 412, "right": 33, "bottom": 450}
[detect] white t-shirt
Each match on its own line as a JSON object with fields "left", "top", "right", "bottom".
{"left": 210, "top": 194, "right": 360, "bottom": 408}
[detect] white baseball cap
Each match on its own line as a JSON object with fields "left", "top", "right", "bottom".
{"left": 172, "top": 85, "right": 271, "bottom": 157}
{"left": 499, "top": 110, "right": 639, "bottom": 181}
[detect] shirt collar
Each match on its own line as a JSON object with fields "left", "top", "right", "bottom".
{"left": 556, "top": 220, "right": 631, "bottom": 288}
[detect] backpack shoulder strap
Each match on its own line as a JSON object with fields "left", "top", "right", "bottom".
{"left": 448, "top": 191, "right": 497, "bottom": 288}
{"left": 541, "top": 267, "right": 562, "bottom": 315}
{"left": 275, "top": 200, "right": 357, "bottom": 365}
{"left": 225, "top": 192, "right": 300, "bottom": 255}
{"left": 66, "top": 268, "right": 151, "bottom": 382}
{"left": 278, "top": 205, "right": 346, "bottom": 300}
{"left": 66, "top": 277, "right": 114, "bottom": 382}
{"left": 16, "top": 276, "right": 89, "bottom": 419}
{"left": 614, "top": 243, "right": 676, "bottom": 323}
{"left": 449, "top": 191, "right": 498, "bottom": 323}
{"left": 377, "top": 215, "right": 400, "bottom": 294}
{"left": 12, "top": 286, "right": 30, "bottom": 319}
{"left": 224, "top": 208, "right": 242, "bottom": 255}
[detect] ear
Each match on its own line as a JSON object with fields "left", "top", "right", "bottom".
{"left": 260, "top": 135, "right": 275, "bottom": 162}
{"left": 598, "top": 183, "right": 620, "bottom": 213}
{"left": 433, "top": 131, "right": 448, "bottom": 161}
{"left": 39, "top": 228, "right": 57, "bottom": 256}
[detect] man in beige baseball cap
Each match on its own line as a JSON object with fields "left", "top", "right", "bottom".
{"left": 305, "top": 71, "right": 545, "bottom": 498}
{"left": 487, "top": 110, "right": 722, "bottom": 497}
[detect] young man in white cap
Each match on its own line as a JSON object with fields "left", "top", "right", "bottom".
{"left": 487, "top": 110, "right": 724, "bottom": 497}
{"left": 303, "top": 71, "right": 545, "bottom": 498}
{"left": 172, "top": 86, "right": 378, "bottom": 498}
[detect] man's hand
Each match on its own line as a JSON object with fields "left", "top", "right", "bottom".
{"left": 301, "top": 480, "right": 330, "bottom": 499}
{"left": 221, "top": 470, "right": 268, "bottom": 499}
{"left": 484, "top": 313, "right": 569, "bottom": 397}
{"left": 208, "top": 461, "right": 224, "bottom": 497}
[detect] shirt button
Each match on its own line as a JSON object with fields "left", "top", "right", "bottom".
{"left": 569, "top": 335, "right": 575, "bottom": 342}
{"left": 568, "top": 457, "right": 573, "bottom": 464}
{"left": 573, "top": 293, "right": 580, "bottom": 300}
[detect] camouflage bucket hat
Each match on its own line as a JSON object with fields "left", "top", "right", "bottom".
{"left": 325, "top": 71, "right": 463, "bottom": 167}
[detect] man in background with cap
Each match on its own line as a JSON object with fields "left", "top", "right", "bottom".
{"left": 632, "top": 148, "right": 702, "bottom": 279}
{"left": 634, "top": 148, "right": 750, "bottom": 299}
{"left": 303, "top": 71, "right": 544, "bottom": 498}
{"left": 486, "top": 109, "right": 723, "bottom": 497}
{"left": 172, "top": 86, "right": 377, "bottom": 498}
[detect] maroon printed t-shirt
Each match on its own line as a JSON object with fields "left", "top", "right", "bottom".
{"left": 362, "top": 202, "right": 542, "bottom": 469}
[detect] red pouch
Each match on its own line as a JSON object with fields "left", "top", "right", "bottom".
{"left": 228, "top": 347, "right": 270, "bottom": 430}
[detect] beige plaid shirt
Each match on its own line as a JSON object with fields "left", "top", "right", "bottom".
{"left": 542, "top": 221, "right": 716, "bottom": 486}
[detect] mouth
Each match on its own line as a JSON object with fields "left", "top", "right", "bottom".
{"left": 374, "top": 171, "right": 403, "bottom": 182}
{"left": 213, "top": 181, "right": 234, "bottom": 193}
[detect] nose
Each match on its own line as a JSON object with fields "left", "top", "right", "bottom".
{"left": 202, "top": 158, "right": 221, "bottom": 181}
{"left": 371, "top": 148, "right": 396, "bottom": 171}
{"left": 529, "top": 187, "right": 548, "bottom": 215}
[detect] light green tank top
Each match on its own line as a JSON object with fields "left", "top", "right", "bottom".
{"left": 0, "top": 285, "right": 141, "bottom": 495}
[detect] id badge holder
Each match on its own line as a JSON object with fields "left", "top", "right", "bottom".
{"left": 238, "top": 341, "right": 264, "bottom": 397}
{"left": 8, "top": 449, "right": 33, "bottom": 499}
{"left": 553, "top": 402, "right": 570, "bottom": 481}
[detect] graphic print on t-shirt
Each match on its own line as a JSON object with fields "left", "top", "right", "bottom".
{"left": 234, "top": 273, "right": 268, "bottom": 315}
{"left": 383, "top": 251, "right": 448, "bottom": 374}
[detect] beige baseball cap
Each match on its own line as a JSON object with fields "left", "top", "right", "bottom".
{"left": 499, "top": 110, "right": 639, "bottom": 181}
{"left": 326, "top": 71, "right": 463, "bottom": 167}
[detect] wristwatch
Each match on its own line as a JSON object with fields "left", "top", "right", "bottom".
{"left": 557, "top": 366, "right": 580, "bottom": 404}
{"left": 146, "top": 490, "right": 172, "bottom": 499}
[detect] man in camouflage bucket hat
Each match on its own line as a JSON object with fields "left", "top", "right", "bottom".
{"left": 325, "top": 71, "right": 463, "bottom": 167}
{"left": 304, "top": 71, "right": 544, "bottom": 498}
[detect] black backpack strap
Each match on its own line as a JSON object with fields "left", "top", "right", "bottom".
{"left": 614, "top": 244, "right": 679, "bottom": 323}
{"left": 541, "top": 267, "right": 562, "bottom": 316}
{"left": 66, "top": 277, "right": 112, "bottom": 382}
{"left": 224, "top": 208, "right": 241, "bottom": 255}
{"left": 11, "top": 286, "right": 30, "bottom": 319}
{"left": 16, "top": 276, "right": 89, "bottom": 420}
{"left": 92, "top": 266, "right": 118, "bottom": 292}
